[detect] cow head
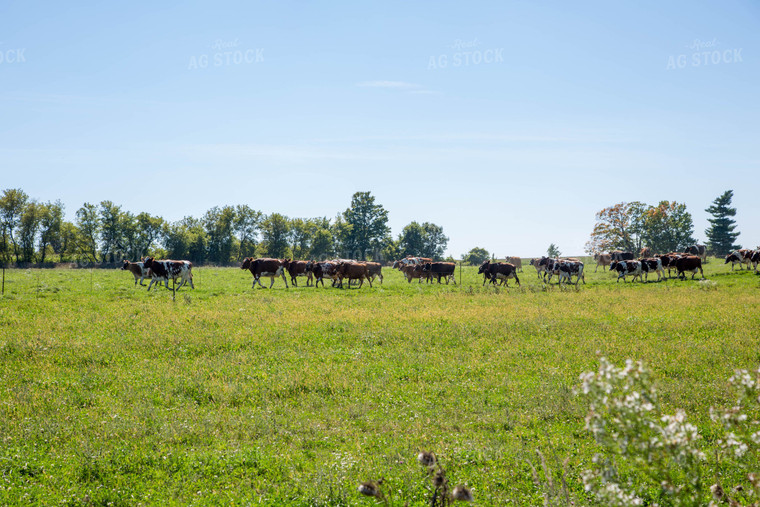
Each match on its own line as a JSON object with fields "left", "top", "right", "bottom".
{"left": 121, "top": 259, "right": 129, "bottom": 270}
{"left": 143, "top": 257, "right": 154, "bottom": 268}
{"left": 609, "top": 260, "right": 619, "bottom": 271}
{"left": 421, "top": 262, "right": 432, "bottom": 272}
{"left": 725, "top": 253, "right": 737, "bottom": 264}
{"left": 478, "top": 260, "right": 490, "bottom": 274}
{"left": 241, "top": 257, "right": 252, "bottom": 270}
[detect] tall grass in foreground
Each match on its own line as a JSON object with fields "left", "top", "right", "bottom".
{"left": 0, "top": 260, "right": 758, "bottom": 504}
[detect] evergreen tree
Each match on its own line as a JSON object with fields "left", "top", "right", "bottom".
{"left": 705, "top": 190, "right": 741, "bottom": 255}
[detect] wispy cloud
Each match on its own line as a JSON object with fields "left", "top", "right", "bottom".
{"left": 356, "top": 80, "right": 421, "bottom": 89}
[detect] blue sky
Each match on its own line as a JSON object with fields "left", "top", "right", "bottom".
{"left": 1, "top": 1, "right": 758, "bottom": 257}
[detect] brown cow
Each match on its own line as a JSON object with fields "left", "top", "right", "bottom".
{"left": 121, "top": 259, "right": 151, "bottom": 286}
{"left": 529, "top": 258, "right": 545, "bottom": 278}
{"left": 364, "top": 262, "right": 383, "bottom": 284}
{"left": 286, "top": 260, "right": 313, "bottom": 287}
{"left": 506, "top": 256, "right": 522, "bottom": 272}
{"left": 593, "top": 253, "right": 611, "bottom": 272}
{"left": 400, "top": 264, "right": 425, "bottom": 283}
{"left": 241, "top": 257, "right": 289, "bottom": 289}
{"left": 335, "top": 261, "right": 372, "bottom": 288}
{"left": 675, "top": 255, "right": 704, "bottom": 280}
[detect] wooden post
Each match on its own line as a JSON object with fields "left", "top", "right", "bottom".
{"left": 2, "top": 266, "right": 5, "bottom": 295}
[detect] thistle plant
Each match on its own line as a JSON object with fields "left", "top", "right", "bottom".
{"left": 357, "top": 451, "right": 473, "bottom": 506}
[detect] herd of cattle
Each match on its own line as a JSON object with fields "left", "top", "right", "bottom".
{"left": 119, "top": 245, "right": 759, "bottom": 291}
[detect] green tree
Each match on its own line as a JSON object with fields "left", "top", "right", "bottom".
{"left": 339, "top": 192, "right": 390, "bottom": 260}
{"left": 75, "top": 203, "right": 100, "bottom": 263}
{"left": 463, "top": 247, "right": 490, "bottom": 266}
{"left": 233, "top": 205, "right": 262, "bottom": 260}
{"left": 306, "top": 217, "right": 334, "bottom": 261}
{"left": 99, "top": 200, "right": 123, "bottom": 263}
{"left": 705, "top": 190, "right": 741, "bottom": 255}
{"left": 0, "top": 188, "right": 29, "bottom": 263}
{"left": 289, "top": 218, "right": 311, "bottom": 259}
{"left": 585, "top": 201, "right": 647, "bottom": 254}
{"left": 39, "top": 200, "right": 64, "bottom": 263}
{"left": 203, "top": 206, "right": 235, "bottom": 264}
{"left": 640, "top": 201, "right": 695, "bottom": 253}
{"left": 164, "top": 217, "right": 207, "bottom": 263}
{"left": 18, "top": 200, "right": 41, "bottom": 263}
{"left": 135, "top": 212, "right": 165, "bottom": 258}
{"left": 421, "top": 222, "right": 448, "bottom": 260}
{"left": 398, "top": 221, "right": 426, "bottom": 258}
{"left": 261, "top": 213, "right": 290, "bottom": 258}
{"left": 547, "top": 243, "right": 561, "bottom": 258}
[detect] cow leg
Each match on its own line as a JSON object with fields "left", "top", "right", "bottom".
{"left": 515, "top": 274, "right": 520, "bottom": 286}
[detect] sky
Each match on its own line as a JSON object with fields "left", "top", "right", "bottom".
{"left": 1, "top": 1, "right": 758, "bottom": 258}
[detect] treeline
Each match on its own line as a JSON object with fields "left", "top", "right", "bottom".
{"left": 0, "top": 189, "right": 449, "bottom": 266}
{"left": 584, "top": 191, "right": 743, "bottom": 256}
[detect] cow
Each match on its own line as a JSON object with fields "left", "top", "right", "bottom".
{"left": 529, "top": 258, "right": 545, "bottom": 278}
{"left": 725, "top": 249, "right": 753, "bottom": 271}
{"left": 609, "top": 260, "right": 644, "bottom": 283}
{"left": 659, "top": 253, "right": 683, "bottom": 278}
{"left": 241, "top": 257, "right": 289, "bottom": 289}
{"left": 506, "top": 256, "right": 523, "bottom": 272}
{"left": 399, "top": 264, "right": 426, "bottom": 283}
{"left": 308, "top": 260, "right": 339, "bottom": 287}
{"left": 610, "top": 250, "right": 634, "bottom": 261}
{"left": 685, "top": 244, "right": 707, "bottom": 261}
{"left": 392, "top": 256, "right": 433, "bottom": 269}
{"left": 421, "top": 262, "right": 457, "bottom": 284}
{"left": 640, "top": 247, "right": 651, "bottom": 258}
{"left": 676, "top": 255, "right": 704, "bottom": 280}
{"left": 593, "top": 253, "right": 611, "bottom": 272}
{"left": 639, "top": 257, "right": 665, "bottom": 282}
{"left": 335, "top": 261, "right": 372, "bottom": 288}
{"left": 558, "top": 260, "right": 585, "bottom": 287}
{"left": 121, "top": 259, "right": 151, "bottom": 287}
{"left": 285, "top": 260, "right": 313, "bottom": 287}
{"left": 142, "top": 257, "right": 194, "bottom": 291}
{"left": 478, "top": 260, "right": 520, "bottom": 287}
{"left": 752, "top": 250, "right": 760, "bottom": 272}
{"left": 364, "top": 262, "right": 383, "bottom": 284}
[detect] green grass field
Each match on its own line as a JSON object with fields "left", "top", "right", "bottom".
{"left": 1, "top": 258, "right": 759, "bottom": 505}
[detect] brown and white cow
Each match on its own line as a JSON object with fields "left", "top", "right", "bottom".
{"left": 593, "top": 253, "right": 611, "bottom": 272}
{"left": 658, "top": 253, "right": 683, "bottom": 278}
{"left": 609, "top": 260, "right": 644, "bottom": 283}
{"left": 639, "top": 257, "right": 665, "bottom": 282}
{"left": 143, "top": 257, "right": 194, "bottom": 291}
{"left": 478, "top": 260, "right": 520, "bottom": 287}
{"left": 422, "top": 262, "right": 457, "bottom": 284}
{"left": 334, "top": 261, "right": 372, "bottom": 288}
{"left": 286, "top": 260, "right": 313, "bottom": 287}
{"left": 308, "top": 260, "right": 339, "bottom": 287}
{"left": 392, "top": 256, "right": 433, "bottom": 269}
{"left": 505, "top": 256, "right": 522, "bottom": 272}
{"left": 725, "top": 249, "right": 752, "bottom": 271}
{"left": 241, "top": 257, "right": 289, "bottom": 289}
{"left": 121, "top": 259, "right": 151, "bottom": 286}
{"left": 676, "top": 255, "right": 704, "bottom": 280}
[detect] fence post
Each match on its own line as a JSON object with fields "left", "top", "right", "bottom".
{"left": 2, "top": 267, "right": 4, "bottom": 295}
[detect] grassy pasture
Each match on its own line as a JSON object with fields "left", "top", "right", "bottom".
{"left": 1, "top": 258, "right": 759, "bottom": 505}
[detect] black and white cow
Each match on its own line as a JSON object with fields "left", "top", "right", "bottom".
{"left": 639, "top": 257, "right": 665, "bottom": 282}
{"left": 142, "top": 257, "right": 194, "bottom": 291}
{"left": 558, "top": 260, "right": 585, "bottom": 287}
{"left": 609, "top": 260, "right": 644, "bottom": 283}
